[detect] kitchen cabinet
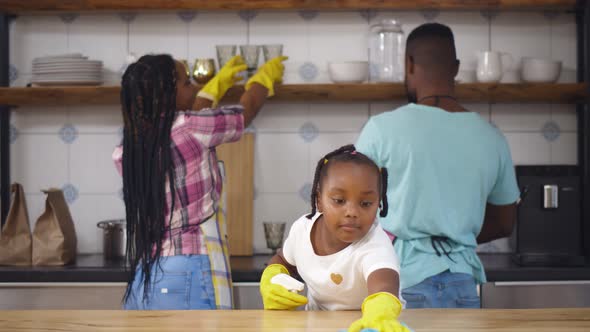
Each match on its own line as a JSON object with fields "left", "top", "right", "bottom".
{"left": 481, "top": 280, "right": 590, "bottom": 308}
{"left": 3, "top": 279, "right": 590, "bottom": 310}
{"left": 0, "top": 282, "right": 265, "bottom": 309}
{"left": 233, "top": 282, "right": 263, "bottom": 309}
{"left": 0, "top": 282, "right": 127, "bottom": 310}
{"left": 233, "top": 281, "right": 308, "bottom": 310}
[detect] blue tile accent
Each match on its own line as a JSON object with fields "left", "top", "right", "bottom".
{"left": 61, "top": 183, "right": 79, "bottom": 204}
{"left": 299, "top": 182, "right": 313, "bottom": 204}
{"left": 359, "top": 9, "right": 377, "bottom": 23}
{"left": 119, "top": 12, "right": 137, "bottom": 23}
{"left": 542, "top": 121, "right": 560, "bottom": 142}
{"left": 298, "top": 62, "right": 318, "bottom": 82}
{"left": 59, "top": 124, "right": 78, "bottom": 144}
{"left": 9, "top": 124, "right": 18, "bottom": 144}
{"left": 420, "top": 9, "right": 440, "bottom": 22}
{"left": 299, "top": 122, "right": 319, "bottom": 143}
{"left": 238, "top": 10, "right": 258, "bottom": 22}
{"left": 59, "top": 13, "right": 78, "bottom": 24}
{"left": 177, "top": 11, "right": 197, "bottom": 23}
{"left": 298, "top": 10, "right": 318, "bottom": 21}
{"left": 9, "top": 64, "right": 18, "bottom": 84}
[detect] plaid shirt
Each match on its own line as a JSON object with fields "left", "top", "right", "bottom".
{"left": 113, "top": 105, "right": 244, "bottom": 256}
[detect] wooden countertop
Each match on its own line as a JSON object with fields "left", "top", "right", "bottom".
{"left": 0, "top": 308, "right": 589, "bottom": 331}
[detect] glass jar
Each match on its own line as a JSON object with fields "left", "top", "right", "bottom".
{"left": 369, "top": 19, "right": 405, "bottom": 82}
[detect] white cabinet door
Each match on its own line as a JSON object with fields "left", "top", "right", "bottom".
{"left": 0, "top": 283, "right": 127, "bottom": 310}
{"left": 0, "top": 281, "right": 302, "bottom": 310}
{"left": 481, "top": 281, "right": 590, "bottom": 308}
{"left": 233, "top": 282, "right": 263, "bottom": 309}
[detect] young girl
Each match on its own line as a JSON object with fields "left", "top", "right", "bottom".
{"left": 114, "top": 53, "right": 287, "bottom": 310}
{"left": 260, "top": 145, "right": 410, "bottom": 332}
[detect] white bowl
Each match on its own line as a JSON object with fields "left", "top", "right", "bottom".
{"left": 500, "top": 70, "right": 521, "bottom": 83}
{"left": 521, "top": 57, "right": 562, "bottom": 83}
{"left": 328, "top": 61, "right": 369, "bottom": 83}
{"left": 455, "top": 69, "right": 476, "bottom": 83}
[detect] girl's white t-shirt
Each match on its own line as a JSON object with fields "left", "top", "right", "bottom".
{"left": 282, "top": 212, "right": 402, "bottom": 310}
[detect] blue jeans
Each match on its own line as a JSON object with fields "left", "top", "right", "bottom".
{"left": 123, "top": 255, "right": 216, "bottom": 310}
{"left": 402, "top": 270, "right": 480, "bottom": 308}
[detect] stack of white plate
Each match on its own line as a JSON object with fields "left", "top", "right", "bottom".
{"left": 31, "top": 53, "right": 103, "bottom": 86}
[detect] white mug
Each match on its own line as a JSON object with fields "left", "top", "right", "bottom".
{"left": 476, "top": 51, "right": 513, "bottom": 83}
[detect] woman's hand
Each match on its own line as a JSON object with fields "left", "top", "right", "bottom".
{"left": 245, "top": 56, "right": 288, "bottom": 97}
{"left": 197, "top": 55, "right": 247, "bottom": 107}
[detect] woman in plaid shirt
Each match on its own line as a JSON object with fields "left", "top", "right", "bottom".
{"left": 114, "top": 54, "right": 287, "bottom": 310}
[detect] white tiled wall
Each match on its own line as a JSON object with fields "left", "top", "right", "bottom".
{"left": 249, "top": 12, "right": 307, "bottom": 84}
{"left": 7, "top": 11, "right": 578, "bottom": 254}
{"left": 68, "top": 15, "right": 127, "bottom": 84}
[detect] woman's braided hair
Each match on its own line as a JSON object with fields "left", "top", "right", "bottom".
{"left": 306, "top": 144, "right": 389, "bottom": 219}
{"left": 120, "top": 54, "right": 178, "bottom": 303}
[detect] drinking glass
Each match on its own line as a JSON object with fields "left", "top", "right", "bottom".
{"left": 240, "top": 45, "right": 261, "bottom": 78}
{"left": 263, "top": 222, "right": 286, "bottom": 254}
{"left": 262, "top": 44, "right": 283, "bottom": 62}
{"left": 216, "top": 45, "right": 237, "bottom": 69}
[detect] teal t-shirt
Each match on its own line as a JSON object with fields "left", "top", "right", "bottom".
{"left": 356, "top": 103, "right": 520, "bottom": 289}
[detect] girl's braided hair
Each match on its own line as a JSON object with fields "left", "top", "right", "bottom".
{"left": 306, "top": 144, "right": 388, "bottom": 219}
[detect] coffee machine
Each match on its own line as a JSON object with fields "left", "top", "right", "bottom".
{"left": 512, "top": 165, "right": 585, "bottom": 266}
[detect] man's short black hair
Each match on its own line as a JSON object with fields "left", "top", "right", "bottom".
{"left": 406, "top": 23, "right": 458, "bottom": 77}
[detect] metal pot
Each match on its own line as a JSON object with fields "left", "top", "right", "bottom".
{"left": 97, "top": 219, "right": 127, "bottom": 260}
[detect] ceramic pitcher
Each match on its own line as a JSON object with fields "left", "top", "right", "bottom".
{"left": 476, "top": 51, "right": 513, "bottom": 83}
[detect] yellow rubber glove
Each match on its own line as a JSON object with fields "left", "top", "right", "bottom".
{"left": 197, "top": 55, "right": 247, "bottom": 107}
{"left": 260, "top": 264, "right": 308, "bottom": 310}
{"left": 348, "top": 292, "right": 411, "bottom": 332}
{"left": 245, "top": 56, "right": 288, "bottom": 97}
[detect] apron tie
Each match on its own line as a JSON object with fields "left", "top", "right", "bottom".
{"left": 430, "top": 236, "right": 456, "bottom": 263}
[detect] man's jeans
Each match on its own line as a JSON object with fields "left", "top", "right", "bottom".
{"left": 402, "top": 270, "right": 480, "bottom": 308}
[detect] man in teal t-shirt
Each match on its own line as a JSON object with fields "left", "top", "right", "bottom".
{"left": 356, "top": 23, "right": 520, "bottom": 308}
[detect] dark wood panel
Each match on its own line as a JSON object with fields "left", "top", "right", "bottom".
{"left": 0, "top": 0, "right": 578, "bottom": 14}
{"left": 0, "top": 83, "right": 586, "bottom": 106}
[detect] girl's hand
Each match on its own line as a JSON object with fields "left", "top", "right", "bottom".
{"left": 260, "top": 264, "right": 308, "bottom": 310}
{"left": 348, "top": 292, "right": 411, "bottom": 332}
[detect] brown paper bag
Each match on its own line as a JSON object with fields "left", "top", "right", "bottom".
{"left": 0, "top": 183, "right": 32, "bottom": 266}
{"left": 32, "top": 188, "right": 77, "bottom": 266}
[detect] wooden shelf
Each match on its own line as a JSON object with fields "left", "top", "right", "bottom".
{"left": 0, "top": 83, "right": 586, "bottom": 107}
{"left": 0, "top": 0, "right": 578, "bottom": 14}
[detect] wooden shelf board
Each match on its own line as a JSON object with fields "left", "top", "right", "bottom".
{"left": 0, "top": 83, "right": 586, "bottom": 107}
{"left": 0, "top": 0, "right": 578, "bottom": 14}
